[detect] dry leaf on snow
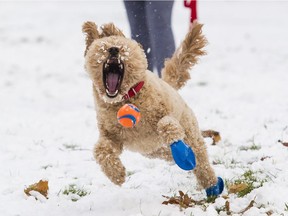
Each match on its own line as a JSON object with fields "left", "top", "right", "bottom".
{"left": 278, "top": 140, "right": 288, "bottom": 147}
{"left": 228, "top": 183, "right": 248, "bottom": 194}
{"left": 162, "top": 191, "right": 205, "bottom": 209}
{"left": 201, "top": 130, "right": 221, "bottom": 145}
{"left": 238, "top": 199, "right": 255, "bottom": 214}
{"left": 24, "top": 180, "right": 49, "bottom": 199}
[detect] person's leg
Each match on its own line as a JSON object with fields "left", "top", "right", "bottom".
{"left": 145, "top": 1, "right": 175, "bottom": 76}
{"left": 123, "top": 1, "right": 154, "bottom": 71}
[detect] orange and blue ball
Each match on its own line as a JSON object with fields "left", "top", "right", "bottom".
{"left": 117, "top": 104, "right": 141, "bottom": 128}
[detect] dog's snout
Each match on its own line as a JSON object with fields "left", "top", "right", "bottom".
{"left": 108, "top": 47, "right": 119, "bottom": 56}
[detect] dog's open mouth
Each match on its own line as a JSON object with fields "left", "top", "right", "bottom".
{"left": 103, "top": 48, "right": 124, "bottom": 98}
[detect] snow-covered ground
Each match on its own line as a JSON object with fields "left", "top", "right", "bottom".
{"left": 1, "top": 1, "right": 288, "bottom": 215}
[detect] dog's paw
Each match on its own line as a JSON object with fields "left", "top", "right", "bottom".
{"left": 108, "top": 161, "right": 126, "bottom": 186}
{"left": 94, "top": 144, "right": 126, "bottom": 185}
{"left": 206, "top": 177, "right": 224, "bottom": 197}
{"left": 170, "top": 140, "right": 196, "bottom": 171}
{"left": 98, "top": 155, "right": 126, "bottom": 186}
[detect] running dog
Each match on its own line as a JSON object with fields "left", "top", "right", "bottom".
{"left": 82, "top": 22, "right": 223, "bottom": 196}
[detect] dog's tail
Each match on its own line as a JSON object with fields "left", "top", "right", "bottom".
{"left": 161, "top": 23, "right": 207, "bottom": 90}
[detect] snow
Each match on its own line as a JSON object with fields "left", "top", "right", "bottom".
{"left": 1, "top": 0, "right": 288, "bottom": 216}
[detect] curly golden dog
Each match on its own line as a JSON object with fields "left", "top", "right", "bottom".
{"left": 82, "top": 22, "right": 223, "bottom": 195}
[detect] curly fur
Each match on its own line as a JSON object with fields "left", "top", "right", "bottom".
{"left": 83, "top": 22, "right": 218, "bottom": 189}
{"left": 82, "top": 22, "right": 100, "bottom": 56}
{"left": 162, "top": 24, "right": 207, "bottom": 90}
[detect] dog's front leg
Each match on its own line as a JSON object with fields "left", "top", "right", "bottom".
{"left": 157, "top": 116, "right": 196, "bottom": 170}
{"left": 157, "top": 116, "right": 185, "bottom": 144}
{"left": 93, "top": 137, "right": 125, "bottom": 186}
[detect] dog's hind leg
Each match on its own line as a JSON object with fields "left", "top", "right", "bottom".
{"left": 179, "top": 112, "right": 224, "bottom": 196}
{"left": 184, "top": 131, "right": 224, "bottom": 196}
{"left": 156, "top": 115, "right": 223, "bottom": 195}
{"left": 184, "top": 131, "right": 218, "bottom": 189}
{"left": 94, "top": 137, "right": 126, "bottom": 185}
{"left": 180, "top": 113, "right": 219, "bottom": 189}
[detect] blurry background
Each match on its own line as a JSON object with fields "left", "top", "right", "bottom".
{"left": 0, "top": 1, "right": 288, "bottom": 216}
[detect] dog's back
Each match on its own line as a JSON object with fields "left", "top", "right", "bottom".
{"left": 161, "top": 24, "right": 207, "bottom": 90}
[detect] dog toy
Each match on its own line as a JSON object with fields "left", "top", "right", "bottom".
{"left": 205, "top": 177, "right": 224, "bottom": 197}
{"left": 170, "top": 140, "right": 196, "bottom": 170}
{"left": 117, "top": 104, "right": 141, "bottom": 128}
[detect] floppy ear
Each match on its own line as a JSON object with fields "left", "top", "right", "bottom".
{"left": 82, "top": 21, "right": 100, "bottom": 56}
{"left": 100, "top": 23, "right": 126, "bottom": 38}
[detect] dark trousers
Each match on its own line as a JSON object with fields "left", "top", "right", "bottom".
{"left": 124, "top": 1, "right": 175, "bottom": 76}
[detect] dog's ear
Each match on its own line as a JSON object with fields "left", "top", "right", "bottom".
{"left": 82, "top": 21, "right": 100, "bottom": 56}
{"left": 100, "top": 23, "right": 126, "bottom": 38}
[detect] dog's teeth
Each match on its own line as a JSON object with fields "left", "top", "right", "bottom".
{"left": 106, "top": 89, "right": 118, "bottom": 96}
{"left": 118, "top": 59, "right": 121, "bottom": 64}
{"left": 105, "top": 63, "right": 109, "bottom": 68}
{"left": 120, "top": 64, "right": 123, "bottom": 69}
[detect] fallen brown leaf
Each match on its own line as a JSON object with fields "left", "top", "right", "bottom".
{"left": 201, "top": 130, "right": 221, "bottom": 145}
{"left": 24, "top": 180, "right": 49, "bottom": 199}
{"left": 225, "top": 200, "right": 232, "bottom": 215}
{"left": 183, "top": 194, "right": 192, "bottom": 206}
{"left": 228, "top": 183, "right": 248, "bottom": 194}
{"left": 266, "top": 210, "right": 274, "bottom": 215}
{"left": 278, "top": 140, "right": 288, "bottom": 147}
{"left": 162, "top": 191, "right": 205, "bottom": 209}
{"left": 238, "top": 200, "right": 255, "bottom": 214}
{"left": 260, "top": 156, "right": 271, "bottom": 161}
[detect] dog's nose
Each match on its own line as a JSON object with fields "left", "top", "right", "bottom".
{"left": 108, "top": 47, "right": 119, "bottom": 56}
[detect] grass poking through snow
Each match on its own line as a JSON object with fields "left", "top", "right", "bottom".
{"left": 227, "top": 170, "right": 267, "bottom": 197}
{"left": 62, "top": 184, "right": 90, "bottom": 202}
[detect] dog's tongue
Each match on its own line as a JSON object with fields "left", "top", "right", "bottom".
{"left": 107, "top": 73, "right": 119, "bottom": 93}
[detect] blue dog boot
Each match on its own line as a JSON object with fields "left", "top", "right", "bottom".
{"left": 206, "top": 177, "right": 224, "bottom": 197}
{"left": 170, "top": 140, "right": 196, "bottom": 171}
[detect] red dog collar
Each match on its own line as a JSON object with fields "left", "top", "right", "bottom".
{"left": 122, "top": 81, "right": 144, "bottom": 100}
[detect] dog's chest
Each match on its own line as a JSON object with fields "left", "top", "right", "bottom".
{"left": 103, "top": 107, "right": 163, "bottom": 154}
{"left": 120, "top": 118, "right": 162, "bottom": 153}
